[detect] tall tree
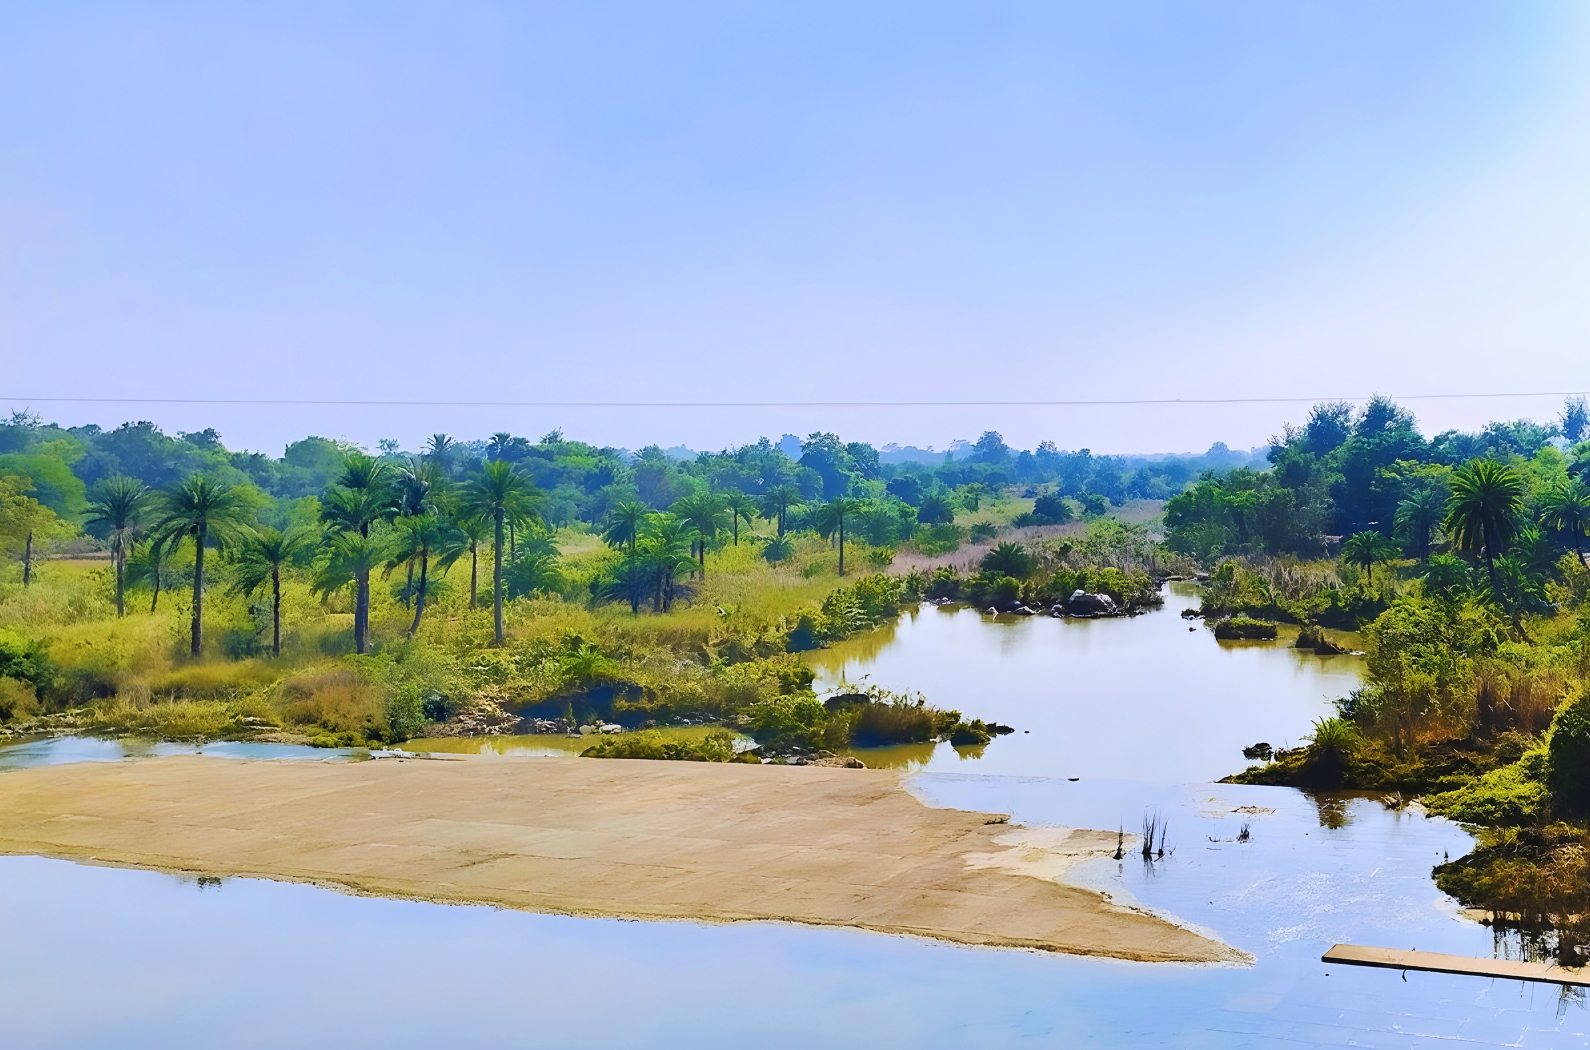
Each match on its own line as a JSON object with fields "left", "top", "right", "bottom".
{"left": 449, "top": 512, "right": 493, "bottom": 609}
{"left": 126, "top": 534, "right": 176, "bottom": 612}
{"left": 314, "top": 530, "right": 390, "bottom": 653}
{"left": 813, "top": 497, "right": 863, "bottom": 576}
{"left": 671, "top": 492, "right": 726, "bottom": 576}
{"left": 638, "top": 513, "right": 696, "bottom": 612}
{"left": 1444, "top": 459, "right": 1526, "bottom": 601}
{"left": 1340, "top": 531, "right": 1397, "bottom": 583}
{"left": 85, "top": 475, "right": 150, "bottom": 617}
{"left": 602, "top": 501, "right": 649, "bottom": 553}
{"left": 1394, "top": 486, "right": 1445, "bottom": 563}
{"left": 1540, "top": 479, "right": 1590, "bottom": 566}
{"left": 320, "top": 453, "right": 397, "bottom": 652}
{"left": 151, "top": 476, "right": 251, "bottom": 657}
{"left": 757, "top": 484, "right": 802, "bottom": 538}
{"left": 385, "top": 513, "right": 460, "bottom": 637}
{"left": 230, "top": 526, "right": 308, "bottom": 657}
{"left": 1562, "top": 395, "right": 1589, "bottom": 445}
{"left": 463, "top": 460, "right": 539, "bottom": 645}
{"left": 723, "top": 491, "right": 757, "bottom": 544}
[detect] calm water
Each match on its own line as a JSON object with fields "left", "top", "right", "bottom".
{"left": 1, "top": 590, "right": 1584, "bottom": 1048}
{"left": 811, "top": 584, "right": 1364, "bottom": 780}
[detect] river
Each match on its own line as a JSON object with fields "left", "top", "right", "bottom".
{"left": 0, "top": 587, "right": 1583, "bottom": 1047}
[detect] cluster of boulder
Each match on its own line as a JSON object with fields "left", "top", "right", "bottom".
{"left": 427, "top": 699, "right": 523, "bottom": 738}
{"left": 977, "top": 590, "right": 1127, "bottom": 619}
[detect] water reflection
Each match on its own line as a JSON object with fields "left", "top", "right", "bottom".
{"left": 813, "top": 586, "right": 1364, "bottom": 783}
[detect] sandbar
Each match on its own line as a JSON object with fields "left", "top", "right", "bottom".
{"left": 0, "top": 754, "right": 1237, "bottom": 963}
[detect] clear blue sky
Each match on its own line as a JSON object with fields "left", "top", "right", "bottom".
{"left": 3, "top": 2, "right": 1588, "bottom": 455}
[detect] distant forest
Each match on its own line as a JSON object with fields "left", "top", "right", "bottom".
{"left": 0, "top": 414, "right": 1262, "bottom": 532}
{"left": 0, "top": 397, "right": 1585, "bottom": 571}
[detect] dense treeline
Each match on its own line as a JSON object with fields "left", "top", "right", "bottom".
{"left": 1165, "top": 394, "right": 1589, "bottom": 563}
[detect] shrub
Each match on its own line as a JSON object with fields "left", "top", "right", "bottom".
{"left": 582, "top": 728, "right": 754, "bottom": 762}
{"left": 1548, "top": 689, "right": 1590, "bottom": 814}
{"left": 0, "top": 676, "right": 39, "bottom": 721}
{"left": 1309, "top": 716, "right": 1359, "bottom": 758}
{"left": 850, "top": 700, "right": 935, "bottom": 747}
{"left": 0, "top": 628, "right": 54, "bottom": 692}
{"left": 1212, "top": 616, "right": 1278, "bottom": 640}
{"left": 1426, "top": 758, "right": 1549, "bottom": 825}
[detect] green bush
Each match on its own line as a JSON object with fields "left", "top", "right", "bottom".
{"left": 1426, "top": 759, "right": 1549, "bottom": 825}
{"left": 1212, "top": 616, "right": 1278, "bottom": 640}
{"left": 582, "top": 728, "right": 754, "bottom": 762}
{"left": 1549, "top": 689, "right": 1590, "bottom": 814}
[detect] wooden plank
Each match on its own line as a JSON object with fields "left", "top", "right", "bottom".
{"left": 1322, "top": 943, "right": 1590, "bottom": 987}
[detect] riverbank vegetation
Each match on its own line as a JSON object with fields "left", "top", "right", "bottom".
{"left": 2, "top": 414, "right": 1065, "bottom": 757}
{"left": 1208, "top": 396, "right": 1590, "bottom": 962}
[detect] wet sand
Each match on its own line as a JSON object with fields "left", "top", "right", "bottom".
{"left": 0, "top": 754, "right": 1238, "bottom": 963}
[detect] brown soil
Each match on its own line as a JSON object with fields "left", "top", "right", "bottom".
{"left": 0, "top": 754, "right": 1238, "bottom": 963}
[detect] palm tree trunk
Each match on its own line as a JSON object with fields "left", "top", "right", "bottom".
{"left": 469, "top": 543, "right": 479, "bottom": 609}
{"left": 151, "top": 564, "right": 161, "bottom": 613}
{"left": 838, "top": 514, "right": 846, "bottom": 576}
{"left": 114, "top": 534, "right": 125, "bottom": 617}
{"left": 271, "top": 565, "right": 282, "bottom": 658}
{"left": 493, "top": 511, "right": 506, "bottom": 645}
{"left": 409, "top": 551, "right": 429, "bottom": 638}
{"left": 733, "top": 517, "right": 739, "bottom": 544}
{"left": 190, "top": 528, "right": 205, "bottom": 657}
{"left": 22, "top": 531, "right": 33, "bottom": 588}
{"left": 404, "top": 560, "right": 414, "bottom": 609}
{"left": 354, "top": 568, "right": 370, "bottom": 654}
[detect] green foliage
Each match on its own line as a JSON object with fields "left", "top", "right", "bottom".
{"left": 1212, "top": 616, "right": 1278, "bottom": 640}
{"left": 0, "top": 627, "right": 54, "bottom": 692}
{"left": 1547, "top": 688, "right": 1590, "bottom": 814}
{"left": 0, "top": 452, "right": 88, "bottom": 517}
{"left": 1426, "top": 757, "right": 1549, "bottom": 825}
{"left": 980, "top": 541, "right": 1032, "bottom": 578}
{"left": 582, "top": 728, "right": 753, "bottom": 762}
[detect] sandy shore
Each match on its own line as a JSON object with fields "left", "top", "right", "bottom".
{"left": 0, "top": 754, "right": 1238, "bottom": 963}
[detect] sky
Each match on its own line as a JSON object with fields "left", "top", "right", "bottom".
{"left": 3, "top": 1, "right": 1589, "bottom": 457}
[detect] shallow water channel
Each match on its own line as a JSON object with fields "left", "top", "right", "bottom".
{"left": 0, "top": 587, "right": 1585, "bottom": 1047}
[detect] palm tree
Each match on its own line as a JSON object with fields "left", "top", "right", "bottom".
{"left": 602, "top": 501, "right": 649, "bottom": 553}
{"left": 639, "top": 513, "right": 697, "bottom": 612}
{"left": 1394, "top": 486, "right": 1445, "bottom": 563}
{"left": 230, "top": 527, "right": 308, "bottom": 656}
{"left": 723, "top": 492, "right": 757, "bottom": 544}
{"left": 462, "top": 460, "right": 539, "bottom": 645}
{"left": 424, "top": 433, "right": 458, "bottom": 475}
{"left": 504, "top": 529, "right": 565, "bottom": 599}
{"left": 1340, "top": 531, "right": 1397, "bottom": 583}
{"left": 1540, "top": 479, "right": 1590, "bottom": 566}
{"left": 151, "top": 476, "right": 252, "bottom": 657}
{"left": 385, "top": 513, "right": 460, "bottom": 637}
{"left": 671, "top": 492, "right": 726, "bottom": 576}
{"left": 321, "top": 453, "right": 397, "bottom": 652}
{"left": 760, "top": 534, "right": 794, "bottom": 564}
{"left": 85, "top": 475, "right": 150, "bottom": 617}
{"left": 449, "top": 511, "right": 493, "bottom": 609}
{"left": 758, "top": 484, "right": 803, "bottom": 538}
{"left": 812, "top": 497, "right": 863, "bottom": 575}
{"left": 1444, "top": 459, "right": 1527, "bottom": 599}
{"left": 314, "top": 530, "right": 390, "bottom": 653}
{"left": 126, "top": 534, "right": 176, "bottom": 613}
{"left": 980, "top": 541, "right": 1032, "bottom": 578}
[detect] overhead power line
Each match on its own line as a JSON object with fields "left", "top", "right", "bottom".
{"left": 0, "top": 391, "right": 1586, "bottom": 409}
